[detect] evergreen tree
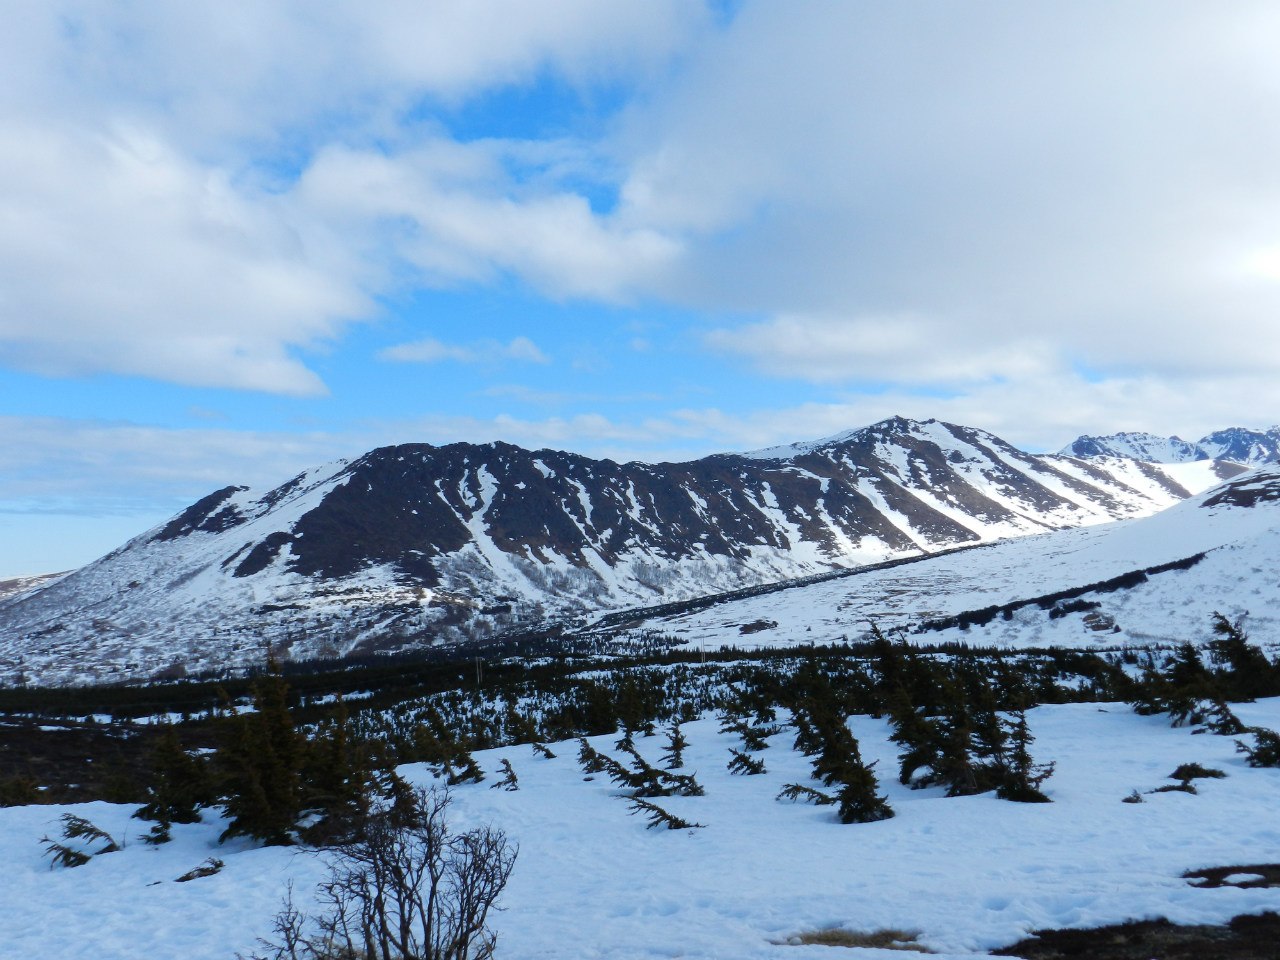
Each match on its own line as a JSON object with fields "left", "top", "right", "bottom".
{"left": 491, "top": 758, "right": 519, "bottom": 791}
{"left": 218, "top": 661, "right": 304, "bottom": 845}
{"left": 835, "top": 763, "right": 895, "bottom": 824}
{"left": 886, "top": 689, "right": 947, "bottom": 788}
{"left": 994, "top": 710, "right": 1054, "bottom": 803}
{"left": 1236, "top": 726, "right": 1280, "bottom": 767}
{"left": 301, "top": 700, "right": 374, "bottom": 840}
{"left": 618, "top": 741, "right": 671, "bottom": 797}
{"left": 626, "top": 797, "right": 704, "bottom": 831}
{"left": 1207, "top": 613, "right": 1277, "bottom": 701}
{"left": 577, "top": 738, "right": 610, "bottom": 775}
{"left": 727, "top": 748, "right": 766, "bottom": 775}
{"left": 1142, "top": 643, "right": 1218, "bottom": 726}
{"left": 660, "top": 722, "right": 688, "bottom": 769}
{"left": 789, "top": 704, "right": 827, "bottom": 757}
{"left": 931, "top": 705, "right": 983, "bottom": 797}
{"left": 794, "top": 690, "right": 895, "bottom": 824}
{"left": 134, "top": 724, "right": 214, "bottom": 836}
{"left": 966, "top": 678, "right": 1009, "bottom": 772}
{"left": 1203, "top": 698, "right": 1248, "bottom": 736}
{"left": 445, "top": 752, "right": 485, "bottom": 786}
{"left": 776, "top": 783, "right": 836, "bottom": 806}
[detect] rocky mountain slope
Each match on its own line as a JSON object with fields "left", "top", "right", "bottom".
{"left": 0, "top": 573, "right": 64, "bottom": 604}
{"left": 1060, "top": 426, "right": 1280, "bottom": 464}
{"left": 0, "top": 417, "right": 1249, "bottom": 685}
{"left": 623, "top": 466, "right": 1280, "bottom": 655}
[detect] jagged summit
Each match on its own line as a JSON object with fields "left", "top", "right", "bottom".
{"left": 739, "top": 415, "right": 942, "bottom": 459}
{"left": 1061, "top": 426, "right": 1280, "bottom": 465}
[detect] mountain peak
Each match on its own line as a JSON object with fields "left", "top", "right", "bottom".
{"left": 0, "top": 417, "right": 1249, "bottom": 685}
{"left": 738, "top": 415, "right": 945, "bottom": 460}
{"left": 1061, "top": 426, "right": 1280, "bottom": 465}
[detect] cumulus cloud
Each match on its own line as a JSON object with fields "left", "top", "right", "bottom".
{"left": 0, "top": 1, "right": 705, "bottom": 393}
{"left": 0, "top": 123, "right": 367, "bottom": 395}
{"left": 618, "top": 2, "right": 1280, "bottom": 383}
{"left": 297, "top": 140, "right": 681, "bottom": 301}
{"left": 12, "top": 1, "right": 1280, "bottom": 404}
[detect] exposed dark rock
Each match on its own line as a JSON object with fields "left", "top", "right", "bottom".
{"left": 152, "top": 486, "right": 248, "bottom": 541}
{"left": 993, "top": 912, "right": 1280, "bottom": 959}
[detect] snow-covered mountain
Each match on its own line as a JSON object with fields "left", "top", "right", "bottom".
{"left": 0, "top": 573, "right": 64, "bottom": 603}
{"left": 624, "top": 466, "right": 1280, "bottom": 654}
{"left": 0, "top": 417, "right": 1250, "bottom": 685}
{"left": 1060, "top": 426, "right": 1280, "bottom": 464}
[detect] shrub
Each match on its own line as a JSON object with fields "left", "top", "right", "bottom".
{"left": 776, "top": 783, "right": 836, "bottom": 806}
{"left": 250, "top": 786, "right": 516, "bottom": 960}
{"left": 41, "top": 814, "right": 119, "bottom": 868}
{"left": 0, "top": 775, "right": 40, "bottom": 807}
{"left": 1236, "top": 727, "right": 1280, "bottom": 767}
{"left": 626, "top": 797, "right": 704, "bottom": 831}
{"left": 1169, "top": 763, "right": 1226, "bottom": 783}
{"left": 727, "top": 748, "right": 767, "bottom": 776}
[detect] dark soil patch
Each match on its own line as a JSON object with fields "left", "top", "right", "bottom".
{"left": 1185, "top": 864, "right": 1280, "bottom": 889}
{"left": 993, "top": 912, "right": 1280, "bottom": 959}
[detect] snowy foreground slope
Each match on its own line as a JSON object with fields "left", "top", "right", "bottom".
{"left": 0, "top": 417, "right": 1242, "bottom": 686}
{"left": 625, "top": 466, "right": 1280, "bottom": 654}
{"left": 3, "top": 702, "right": 1280, "bottom": 960}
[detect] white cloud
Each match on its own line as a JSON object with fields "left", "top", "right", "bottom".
{"left": 297, "top": 140, "right": 682, "bottom": 301}
{"left": 705, "top": 313, "right": 1055, "bottom": 385}
{"left": 0, "top": 123, "right": 369, "bottom": 394}
{"left": 0, "top": 416, "right": 355, "bottom": 508}
{"left": 659, "top": 372, "right": 1280, "bottom": 456}
{"left": 0, "top": 1, "right": 705, "bottom": 393}
{"left": 616, "top": 2, "right": 1280, "bottom": 383}
{"left": 380, "top": 335, "right": 549, "bottom": 365}
{"left": 6, "top": 0, "right": 1280, "bottom": 458}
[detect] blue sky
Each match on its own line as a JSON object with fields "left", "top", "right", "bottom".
{"left": 4, "top": 1, "right": 1280, "bottom": 575}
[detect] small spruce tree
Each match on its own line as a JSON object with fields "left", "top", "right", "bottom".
{"left": 727, "top": 748, "right": 767, "bottom": 776}
{"left": 218, "top": 660, "right": 304, "bottom": 845}
{"left": 134, "top": 724, "right": 214, "bottom": 837}
{"left": 994, "top": 710, "right": 1054, "bottom": 803}
{"left": 1236, "top": 726, "right": 1280, "bottom": 767}
{"left": 491, "top": 758, "right": 519, "bottom": 791}
{"left": 660, "top": 722, "right": 688, "bottom": 769}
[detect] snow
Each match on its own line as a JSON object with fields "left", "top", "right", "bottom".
{"left": 5, "top": 700, "right": 1280, "bottom": 959}
{"left": 1059, "top": 431, "right": 1203, "bottom": 463}
{"left": 0, "top": 426, "right": 1262, "bottom": 687}
{"left": 1222, "top": 873, "right": 1266, "bottom": 885}
{"left": 626, "top": 468, "right": 1280, "bottom": 653}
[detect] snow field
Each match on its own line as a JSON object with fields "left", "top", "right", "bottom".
{"left": 639, "top": 484, "right": 1280, "bottom": 653}
{"left": 4, "top": 699, "right": 1280, "bottom": 959}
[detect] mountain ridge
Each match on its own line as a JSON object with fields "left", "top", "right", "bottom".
{"left": 0, "top": 416, "right": 1252, "bottom": 685}
{"left": 1060, "top": 425, "right": 1280, "bottom": 464}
